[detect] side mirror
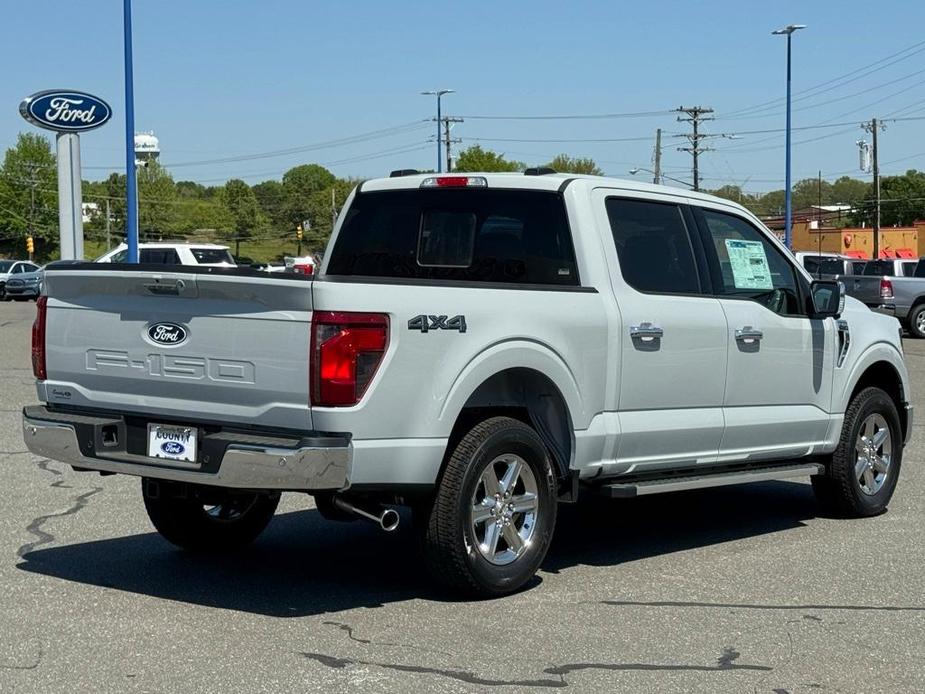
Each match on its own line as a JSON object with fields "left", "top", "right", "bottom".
{"left": 811, "top": 280, "right": 845, "bottom": 319}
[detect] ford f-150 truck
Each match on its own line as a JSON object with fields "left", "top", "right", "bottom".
{"left": 22, "top": 172, "right": 912, "bottom": 596}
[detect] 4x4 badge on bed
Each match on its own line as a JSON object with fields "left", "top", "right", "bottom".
{"left": 408, "top": 315, "right": 467, "bottom": 333}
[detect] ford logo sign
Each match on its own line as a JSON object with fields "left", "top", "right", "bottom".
{"left": 19, "top": 90, "right": 112, "bottom": 133}
{"left": 147, "top": 323, "right": 188, "bottom": 346}
{"left": 161, "top": 441, "right": 186, "bottom": 456}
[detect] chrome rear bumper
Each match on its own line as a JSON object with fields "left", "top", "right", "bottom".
{"left": 22, "top": 408, "right": 349, "bottom": 491}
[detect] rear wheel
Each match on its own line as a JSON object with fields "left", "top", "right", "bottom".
{"left": 421, "top": 416, "right": 558, "bottom": 597}
{"left": 142, "top": 479, "right": 280, "bottom": 551}
{"left": 907, "top": 304, "right": 925, "bottom": 339}
{"left": 812, "top": 387, "right": 902, "bottom": 517}
{"left": 0, "top": 284, "right": 7, "bottom": 301}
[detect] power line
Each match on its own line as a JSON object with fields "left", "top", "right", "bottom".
{"left": 457, "top": 109, "right": 674, "bottom": 121}
{"left": 722, "top": 39, "right": 925, "bottom": 118}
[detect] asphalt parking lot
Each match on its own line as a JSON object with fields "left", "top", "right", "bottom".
{"left": 1, "top": 298, "right": 924, "bottom": 693}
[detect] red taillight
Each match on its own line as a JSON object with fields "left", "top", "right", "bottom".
{"left": 32, "top": 296, "right": 47, "bottom": 380}
{"left": 311, "top": 311, "right": 389, "bottom": 406}
{"left": 881, "top": 278, "right": 894, "bottom": 300}
{"left": 420, "top": 176, "right": 488, "bottom": 189}
{"left": 294, "top": 263, "right": 314, "bottom": 276}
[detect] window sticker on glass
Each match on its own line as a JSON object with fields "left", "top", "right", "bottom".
{"left": 724, "top": 239, "right": 773, "bottom": 290}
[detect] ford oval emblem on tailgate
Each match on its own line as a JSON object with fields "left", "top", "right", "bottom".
{"left": 147, "top": 322, "right": 188, "bottom": 346}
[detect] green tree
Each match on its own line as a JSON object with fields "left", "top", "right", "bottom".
{"left": 867, "top": 169, "right": 925, "bottom": 226}
{"left": 301, "top": 178, "right": 356, "bottom": 252}
{"left": 252, "top": 180, "right": 287, "bottom": 230}
{"left": 0, "top": 132, "right": 58, "bottom": 247}
{"left": 136, "top": 161, "right": 180, "bottom": 239}
{"left": 790, "top": 177, "right": 837, "bottom": 211}
{"left": 454, "top": 145, "right": 524, "bottom": 172}
{"left": 282, "top": 164, "right": 337, "bottom": 232}
{"left": 221, "top": 178, "right": 264, "bottom": 255}
{"left": 544, "top": 153, "right": 603, "bottom": 176}
{"left": 830, "top": 176, "right": 869, "bottom": 206}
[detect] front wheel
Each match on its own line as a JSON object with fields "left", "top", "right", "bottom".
{"left": 812, "top": 387, "right": 902, "bottom": 517}
{"left": 142, "top": 479, "right": 280, "bottom": 551}
{"left": 421, "top": 416, "right": 558, "bottom": 597}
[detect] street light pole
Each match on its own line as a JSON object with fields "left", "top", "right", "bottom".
{"left": 124, "top": 0, "right": 139, "bottom": 263}
{"left": 421, "top": 89, "right": 454, "bottom": 173}
{"left": 773, "top": 23, "right": 806, "bottom": 249}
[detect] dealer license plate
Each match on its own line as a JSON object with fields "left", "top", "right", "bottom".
{"left": 147, "top": 424, "right": 198, "bottom": 463}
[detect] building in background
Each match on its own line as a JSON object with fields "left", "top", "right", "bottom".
{"left": 791, "top": 219, "right": 925, "bottom": 259}
{"left": 134, "top": 131, "right": 160, "bottom": 167}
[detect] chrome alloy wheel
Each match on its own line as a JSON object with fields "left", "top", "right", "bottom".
{"left": 917, "top": 310, "right": 925, "bottom": 334}
{"left": 856, "top": 413, "right": 892, "bottom": 496}
{"left": 470, "top": 454, "right": 539, "bottom": 566}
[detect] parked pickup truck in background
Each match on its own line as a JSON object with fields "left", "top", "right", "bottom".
{"left": 795, "top": 251, "right": 867, "bottom": 279}
{"left": 22, "top": 172, "right": 913, "bottom": 596}
{"left": 842, "top": 258, "right": 925, "bottom": 337}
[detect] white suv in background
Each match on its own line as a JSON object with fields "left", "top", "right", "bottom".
{"left": 95, "top": 242, "right": 236, "bottom": 266}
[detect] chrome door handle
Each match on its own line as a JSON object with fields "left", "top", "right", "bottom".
{"left": 630, "top": 322, "right": 664, "bottom": 341}
{"left": 735, "top": 326, "right": 764, "bottom": 343}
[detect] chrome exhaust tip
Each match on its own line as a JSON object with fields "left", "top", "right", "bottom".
{"left": 332, "top": 496, "right": 400, "bottom": 533}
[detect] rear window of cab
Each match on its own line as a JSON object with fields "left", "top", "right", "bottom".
{"left": 326, "top": 189, "right": 579, "bottom": 286}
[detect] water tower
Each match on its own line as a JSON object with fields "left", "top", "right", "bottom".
{"left": 134, "top": 131, "right": 160, "bottom": 167}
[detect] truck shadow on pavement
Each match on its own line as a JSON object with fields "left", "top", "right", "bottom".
{"left": 17, "top": 481, "right": 818, "bottom": 617}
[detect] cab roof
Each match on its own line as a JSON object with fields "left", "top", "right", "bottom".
{"left": 358, "top": 171, "right": 753, "bottom": 213}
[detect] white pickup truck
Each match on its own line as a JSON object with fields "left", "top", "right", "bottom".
{"left": 22, "top": 172, "right": 912, "bottom": 596}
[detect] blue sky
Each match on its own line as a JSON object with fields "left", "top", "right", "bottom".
{"left": 2, "top": 0, "right": 924, "bottom": 193}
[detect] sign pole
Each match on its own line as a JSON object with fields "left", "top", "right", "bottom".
{"left": 124, "top": 0, "right": 139, "bottom": 263}
{"left": 55, "top": 133, "right": 84, "bottom": 259}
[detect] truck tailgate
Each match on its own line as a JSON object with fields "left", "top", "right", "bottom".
{"left": 41, "top": 268, "right": 313, "bottom": 430}
{"left": 845, "top": 275, "right": 886, "bottom": 307}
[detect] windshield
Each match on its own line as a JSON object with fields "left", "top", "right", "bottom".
{"left": 191, "top": 248, "right": 235, "bottom": 264}
{"left": 0, "top": 261, "right": 13, "bottom": 272}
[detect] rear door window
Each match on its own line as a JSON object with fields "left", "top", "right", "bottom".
{"left": 605, "top": 198, "right": 701, "bottom": 294}
{"left": 140, "top": 248, "right": 182, "bottom": 265}
{"left": 327, "top": 189, "right": 578, "bottom": 286}
{"left": 191, "top": 248, "right": 234, "bottom": 264}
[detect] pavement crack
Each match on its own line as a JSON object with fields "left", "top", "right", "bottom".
{"left": 301, "top": 645, "right": 771, "bottom": 687}
{"left": 0, "top": 644, "right": 43, "bottom": 671}
{"left": 598, "top": 599, "right": 925, "bottom": 613}
{"left": 322, "top": 621, "right": 454, "bottom": 658}
{"left": 36, "top": 459, "right": 72, "bottom": 489}
{"left": 17, "top": 487, "right": 103, "bottom": 558}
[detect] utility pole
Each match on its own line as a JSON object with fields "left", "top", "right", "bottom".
{"left": 861, "top": 118, "right": 886, "bottom": 259}
{"left": 652, "top": 129, "right": 662, "bottom": 184}
{"left": 441, "top": 116, "right": 463, "bottom": 172}
{"left": 105, "top": 198, "right": 111, "bottom": 249}
{"left": 331, "top": 188, "right": 337, "bottom": 229}
{"left": 675, "top": 106, "right": 715, "bottom": 191}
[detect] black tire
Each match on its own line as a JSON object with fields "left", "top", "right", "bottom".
{"left": 142, "top": 479, "right": 280, "bottom": 551}
{"left": 0, "top": 284, "right": 7, "bottom": 302}
{"left": 907, "top": 304, "right": 925, "bottom": 339}
{"left": 421, "top": 416, "right": 558, "bottom": 597}
{"left": 812, "top": 387, "right": 902, "bottom": 517}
